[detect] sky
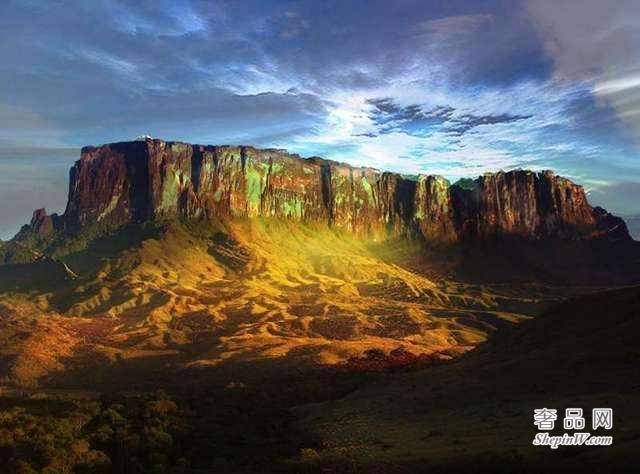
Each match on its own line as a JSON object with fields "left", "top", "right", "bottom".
{"left": 1, "top": 0, "right": 640, "bottom": 239}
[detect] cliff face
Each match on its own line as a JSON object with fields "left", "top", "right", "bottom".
{"left": 451, "top": 170, "right": 601, "bottom": 239}
{"left": 30, "top": 139, "right": 630, "bottom": 244}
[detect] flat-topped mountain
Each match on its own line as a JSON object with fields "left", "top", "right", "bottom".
{"left": 0, "top": 139, "right": 638, "bottom": 389}
{"left": 11, "top": 138, "right": 632, "bottom": 248}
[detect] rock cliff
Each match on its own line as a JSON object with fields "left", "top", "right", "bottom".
{"left": 19, "top": 138, "right": 632, "bottom": 245}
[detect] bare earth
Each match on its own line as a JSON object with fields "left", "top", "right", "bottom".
{"left": 0, "top": 218, "right": 562, "bottom": 389}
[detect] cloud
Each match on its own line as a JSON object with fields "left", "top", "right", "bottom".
{"left": 0, "top": 0, "right": 639, "bottom": 237}
{"left": 447, "top": 112, "right": 532, "bottom": 135}
{"left": 594, "top": 74, "right": 640, "bottom": 95}
{"left": 0, "top": 103, "right": 64, "bottom": 148}
{"left": 362, "top": 98, "right": 532, "bottom": 139}
{"left": 525, "top": 0, "right": 640, "bottom": 136}
{"left": 284, "top": 76, "right": 611, "bottom": 183}
{"left": 421, "top": 14, "right": 493, "bottom": 35}
{"left": 279, "top": 10, "right": 310, "bottom": 39}
{"left": 587, "top": 180, "right": 640, "bottom": 215}
{"left": 0, "top": 1, "right": 554, "bottom": 149}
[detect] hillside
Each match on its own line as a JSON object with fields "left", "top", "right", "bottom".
{"left": 0, "top": 218, "right": 561, "bottom": 388}
{"left": 296, "top": 286, "right": 640, "bottom": 472}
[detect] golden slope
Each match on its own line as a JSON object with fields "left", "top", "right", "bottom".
{"left": 0, "top": 219, "right": 555, "bottom": 387}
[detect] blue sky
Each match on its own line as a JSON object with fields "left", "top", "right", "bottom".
{"left": 1, "top": 0, "right": 640, "bottom": 238}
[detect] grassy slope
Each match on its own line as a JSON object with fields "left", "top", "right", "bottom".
{"left": 295, "top": 286, "right": 640, "bottom": 472}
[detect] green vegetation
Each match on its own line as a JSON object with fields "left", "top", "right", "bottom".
{"left": 359, "top": 175, "right": 374, "bottom": 204}
{"left": 452, "top": 177, "right": 479, "bottom": 191}
{"left": 0, "top": 392, "right": 187, "bottom": 473}
{"left": 245, "top": 160, "right": 267, "bottom": 214}
{"left": 294, "top": 286, "right": 640, "bottom": 473}
{"left": 0, "top": 370, "right": 369, "bottom": 473}
{"left": 282, "top": 198, "right": 303, "bottom": 219}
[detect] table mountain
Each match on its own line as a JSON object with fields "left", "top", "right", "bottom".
{"left": 0, "top": 139, "right": 638, "bottom": 388}
{"left": 12, "top": 138, "right": 632, "bottom": 246}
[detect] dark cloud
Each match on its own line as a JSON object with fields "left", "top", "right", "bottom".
{"left": 364, "top": 98, "right": 531, "bottom": 138}
{"left": 426, "top": 106, "right": 456, "bottom": 119}
{"left": 447, "top": 113, "right": 532, "bottom": 135}
{"left": 366, "top": 98, "right": 438, "bottom": 136}
{"left": 364, "top": 99, "right": 458, "bottom": 137}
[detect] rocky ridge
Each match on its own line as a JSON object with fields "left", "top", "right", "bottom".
{"left": 12, "top": 138, "right": 632, "bottom": 247}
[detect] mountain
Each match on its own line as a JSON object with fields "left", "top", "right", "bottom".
{"left": 0, "top": 217, "right": 562, "bottom": 389}
{"left": 3, "top": 138, "right": 637, "bottom": 283}
{"left": 0, "top": 139, "right": 638, "bottom": 389}
{"left": 10, "top": 138, "right": 630, "bottom": 244}
{"left": 0, "top": 140, "right": 638, "bottom": 472}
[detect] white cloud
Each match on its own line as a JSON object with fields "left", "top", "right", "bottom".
{"left": 420, "top": 14, "right": 493, "bottom": 35}
{"left": 286, "top": 75, "right": 596, "bottom": 180}
{"left": 594, "top": 73, "right": 640, "bottom": 95}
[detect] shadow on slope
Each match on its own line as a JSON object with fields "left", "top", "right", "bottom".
{"left": 295, "top": 286, "right": 640, "bottom": 473}
{"left": 452, "top": 238, "right": 640, "bottom": 285}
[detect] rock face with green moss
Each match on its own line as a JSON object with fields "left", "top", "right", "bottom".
{"left": 16, "top": 138, "right": 631, "bottom": 249}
